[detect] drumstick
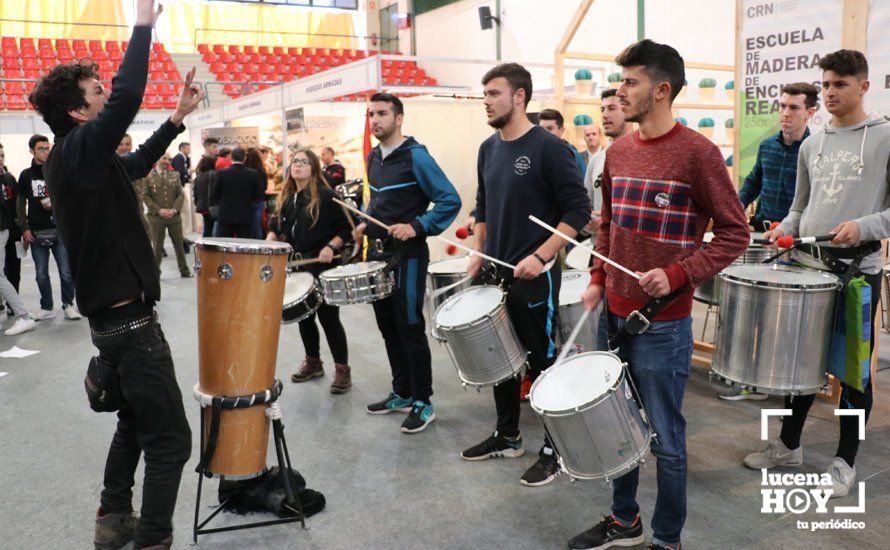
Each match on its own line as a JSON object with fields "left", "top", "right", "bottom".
{"left": 553, "top": 308, "right": 591, "bottom": 366}
{"left": 430, "top": 275, "right": 472, "bottom": 299}
{"left": 288, "top": 255, "right": 341, "bottom": 268}
{"left": 528, "top": 216, "right": 641, "bottom": 281}
{"left": 333, "top": 197, "right": 519, "bottom": 270}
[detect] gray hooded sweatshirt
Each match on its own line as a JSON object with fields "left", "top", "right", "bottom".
{"left": 778, "top": 115, "right": 890, "bottom": 274}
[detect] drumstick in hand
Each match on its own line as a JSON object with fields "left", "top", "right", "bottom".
{"left": 333, "top": 197, "right": 518, "bottom": 270}
{"left": 288, "top": 255, "right": 342, "bottom": 268}
{"left": 528, "top": 216, "right": 641, "bottom": 280}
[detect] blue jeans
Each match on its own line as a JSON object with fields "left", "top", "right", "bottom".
{"left": 598, "top": 309, "right": 692, "bottom": 546}
{"left": 251, "top": 201, "right": 265, "bottom": 239}
{"left": 31, "top": 237, "right": 75, "bottom": 310}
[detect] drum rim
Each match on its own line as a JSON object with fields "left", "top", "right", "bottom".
{"left": 719, "top": 265, "right": 840, "bottom": 290}
{"left": 529, "top": 351, "right": 625, "bottom": 415}
{"left": 319, "top": 261, "right": 388, "bottom": 279}
{"left": 434, "top": 284, "right": 506, "bottom": 329}
{"left": 196, "top": 237, "right": 292, "bottom": 255}
{"left": 283, "top": 272, "right": 318, "bottom": 306}
{"left": 427, "top": 255, "right": 471, "bottom": 274}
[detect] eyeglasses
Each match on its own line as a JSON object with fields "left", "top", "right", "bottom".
{"left": 291, "top": 159, "right": 311, "bottom": 166}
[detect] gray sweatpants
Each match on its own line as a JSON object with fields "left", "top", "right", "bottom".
{"left": 0, "top": 230, "right": 28, "bottom": 318}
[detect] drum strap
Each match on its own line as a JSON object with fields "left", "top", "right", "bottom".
{"left": 798, "top": 241, "right": 881, "bottom": 287}
{"left": 194, "top": 379, "right": 285, "bottom": 478}
{"left": 607, "top": 288, "right": 685, "bottom": 351}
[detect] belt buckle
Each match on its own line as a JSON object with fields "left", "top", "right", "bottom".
{"left": 627, "top": 310, "right": 651, "bottom": 335}
{"left": 811, "top": 245, "right": 823, "bottom": 262}
{"left": 373, "top": 239, "right": 384, "bottom": 254}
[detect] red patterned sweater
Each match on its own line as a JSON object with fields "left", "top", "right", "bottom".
{"left": 590, "top": 123, "right": 749, "bottom": 320}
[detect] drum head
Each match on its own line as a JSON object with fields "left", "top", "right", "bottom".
{"left": 283, "top": 272, "right": 315, "bottom": 304}
{"left": 559, "top": 270, "right": 589, "bottom": 306}
{"left": 321, "top": 261, "right": 386, "bottom": 278}
{"left": 721, "top": 264, "right": 839, "bottom": 289}
{"left": 565, "top": 240, "right": 593, "bottom": 270}
{"left": 428, "top": 256, "right": 470, "bottom": 274}
{"left": 196, "top": 237, "right": 291, "bottom": 255}
{"left": 533, "top": 352, "right": 622, "bottom": 411}
{"left": 435, "top": 286, "right": 503, "bottom": 327}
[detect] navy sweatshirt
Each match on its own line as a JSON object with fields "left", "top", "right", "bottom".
{"left": 476, "top": 125, "right": 591, "bottom": 265}
{"left": 43, "top": 25, "right": 184, "bottom": 316}
{"left": 365, "top": 137, "right": 461, "bottom": 243}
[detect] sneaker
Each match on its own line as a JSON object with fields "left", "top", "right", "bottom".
{"left": 826, "top": 457, "right": 856, "bottom": 498}
{"left": 180, "top": 271, "right": 194, "bottom": 278}
{"left": 366, "top": 392, "right": 413, "bottom": 414}
{"left": 648, "top": 544, "right": 681, "bottom": 550}
{"left": 291, "top": 356, "right": 324, "bottom": 383}
{"left": 461, "top": 431, "right": 524, "bottom": 461}
{"left": 743, "top": 439, "right": 802, "bottom": 470}
{"left": 94, "top": 509, "right": 139, "bottom": 550}
{"left": 62, "top": 304, "right": 82, "bottom": 320}
{"left": 718, "top": 388, "right": 768, "bottom": 401}
{"left": 567, "top": 514, "right": 645, "bottom": 550}
{"left": 4, "top": 317, "right": 37, "bottom": 336}
{"left": 330, "top": 364, "right": 352, "bottom": 394}
{"left": 519, "top": 374, "right": 532, "bottom": 401}
{"left": 521, "top": 447, "right": 561, "bottom": 486}
{"left": 401, "top": 400, "right": 436, "bottom": 433}
{"left": 33, "top": 308, "right": 55, "bottom": 321}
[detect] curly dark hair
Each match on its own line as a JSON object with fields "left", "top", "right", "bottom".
{"left": 28, "top": 60, "right": 100, "bottom": 137}
{"left": 819, "top": 49, "right": 868, "bottom": 80}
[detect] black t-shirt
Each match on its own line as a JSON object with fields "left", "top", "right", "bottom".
{"left": 18, "top": 161, "right": 56, "bottom": 231}
{"left": 476, "top": 125, "right": 590, "bottom": 264}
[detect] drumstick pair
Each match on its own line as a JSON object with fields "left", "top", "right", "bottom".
{"left": 332, "top": 197, "right": 520, "bottom": 271}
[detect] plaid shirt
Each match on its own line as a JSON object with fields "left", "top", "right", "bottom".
{"left": 738, "top": 128, "right": 810, "bottom": 224}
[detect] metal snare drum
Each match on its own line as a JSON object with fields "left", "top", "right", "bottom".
{"left": 282, "top": 272, "right": 322, "bottom": 324}
{"left": 530, "top": 351, "right": 653, "bottom": 482}
{"left": 712, "top": 264, "right": 840, "bottom": 395}
{"left": 426, "top": 256, "right": 471, "bottom": 341}
{"left": 434, "top": 285, "right": 527, "bottom": 388}
{"left": 695, "top": 232, "right": 774, "bottom": 305}
{"left": 319, "top": 261, "right": 394, "bottom": 305}
{"left": 557, "top": 270, "right": 600, "bottom": 354}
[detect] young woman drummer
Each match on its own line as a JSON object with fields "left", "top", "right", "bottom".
{"left": 267, "top": 148, "right": 353, "bottom": 393}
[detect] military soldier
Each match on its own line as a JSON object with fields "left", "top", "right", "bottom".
{"left": 140, "top": 154, "right": 193, "bottom": 277}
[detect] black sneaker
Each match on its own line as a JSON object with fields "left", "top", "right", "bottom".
{"left": 400, "top": 400, "right": 436, "bottom": 434}
{"left": 461, "top": 431, "right": 524, "bottom": 461}
{"left": 648, "top": 544, "right": 681, "bottom": 550}
{"left": 521, "top": 447, "right": 561, "bottom": 486}
{"left": 567, "top": 515, "right": 644, "bottom": 550}
{"left": 366, "top": 392, "right": 413, "bottom": 414}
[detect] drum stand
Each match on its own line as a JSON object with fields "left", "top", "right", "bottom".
{"left": 192, "top": 404, "right": 307, "bottom": 542}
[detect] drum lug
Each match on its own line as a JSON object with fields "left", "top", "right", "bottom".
{"left": 218, "top": 263, "right": 233, "bottom": 280}
{"left": 259, "top": 265, "right": 274, "bottom": 282}
{"left": 194, "top": 257, "right": 202, "bottom": 276}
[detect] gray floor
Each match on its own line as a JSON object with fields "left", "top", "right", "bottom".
{"left": 1, "top": 243, "right": 889, "bottom": 550}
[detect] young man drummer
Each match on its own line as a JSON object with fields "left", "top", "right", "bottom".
{"left": 578, "top": 40, "right": 748, "bottom": 550}
{"left": 463, "top": 63, "right": 591, "bottom": 487}
{"left": 744, "top": 49, "right": 890, "bottom": 499}
{"left": 353, "top": 93, "right": 461, "bottom": 434}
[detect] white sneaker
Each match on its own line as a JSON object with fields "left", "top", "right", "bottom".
{"left": 743, "top": 439, "right": 803, "bottom": 469}
{"left": 62, "top": 305, "right": 82, "bottom": 320}
{"left": 826, "top": 457, "right": 856, "bottom": 498}
{"left": 33, "top": 309, "right": 56, "bottom": 321}
{"left": 4, "top": 317, "right": 37, "bottom": 336}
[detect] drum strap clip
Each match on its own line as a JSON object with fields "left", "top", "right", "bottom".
{"left": 608, "top": 288, "right": 684, "bottom": 350}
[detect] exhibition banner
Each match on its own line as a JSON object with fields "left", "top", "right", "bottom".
{"left": 866, "top": 0, "right": 890, "bottom": 116}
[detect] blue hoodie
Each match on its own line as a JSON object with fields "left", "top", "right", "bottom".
{"left": 365, "top": 136, "right": 461, "bottom": 242}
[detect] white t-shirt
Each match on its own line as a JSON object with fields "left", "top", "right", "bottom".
{"left": 583, "top": 145, "right": 608, "bottom": 212}
{"left": 380, "top": 138, "right": 407, "bottom": 160}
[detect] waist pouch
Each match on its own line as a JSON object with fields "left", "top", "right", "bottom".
{"left": 84, "top": 356, "right": 123, "bottom": 413}
{"left": 35, "top": 228, "right": 58, "bottom": 247}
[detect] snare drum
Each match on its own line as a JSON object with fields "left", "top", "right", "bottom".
{"left": 565, "top": 238, "right": 594, "bottom": 270}
{"left": 282, "top": 272, "right": 323, "bottom": 324}
{"left": 712, "top": 264, "right": 840, "bottom": 395}
{"left": 195, "top": 238, "right": 291, "bottom": 478}
{"left": 319, "top": 261, "right": 394, "bottom": 305}
{"left": 434, "top": 285, "right": 527, "bottom": 388}
{"left": 695, "top": 231, "right": 774, "bottom": 305}
{"left": 557, "top": 270, "right": 599, "bottom": 354}
{"left": 426, "top": 256, "right": 471, "bottom": 340}
{"left": 530, "top": 351, "right": 653, "bottom": 481}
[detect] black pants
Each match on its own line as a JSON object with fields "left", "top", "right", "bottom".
{"left": 216, "top": 222, "right": 252, "bottom": 238}
{"left": 780, "top": 271, "right": 880, "bottom": 466}
{"left": 492, "top": 265, "right": 561, "bottom": 437}
{"left": 4, "top": 233, "right": 20, "bottom": 290}
{"left": 370, "top": 249, "right": 433, "bottom": 403}
{"left": 90, "top": 310, "right": 192, "bottom": 546}
{"left": 299, "top": 302, "right": 348, "bottom": 364}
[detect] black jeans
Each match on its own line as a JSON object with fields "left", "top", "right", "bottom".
{"left": 299, "top": 302, "right": 348, "bottom": 364}
{"left": 90, "top": 311, "right": 192, "bottom": 546}
{"left": 780, "top": 271, "right": 881, "bottom": 465}
{"left": 3, "top": 232, "right": 19, "bottom": 291}
{"left": 215, "top": 222, "right": 252, "bottom": 238}
{"left": 492, "top": 265, "right": 561, "bottom": 437}
{"left": 370, "top": 249, "right": 433, "bottom": 403}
